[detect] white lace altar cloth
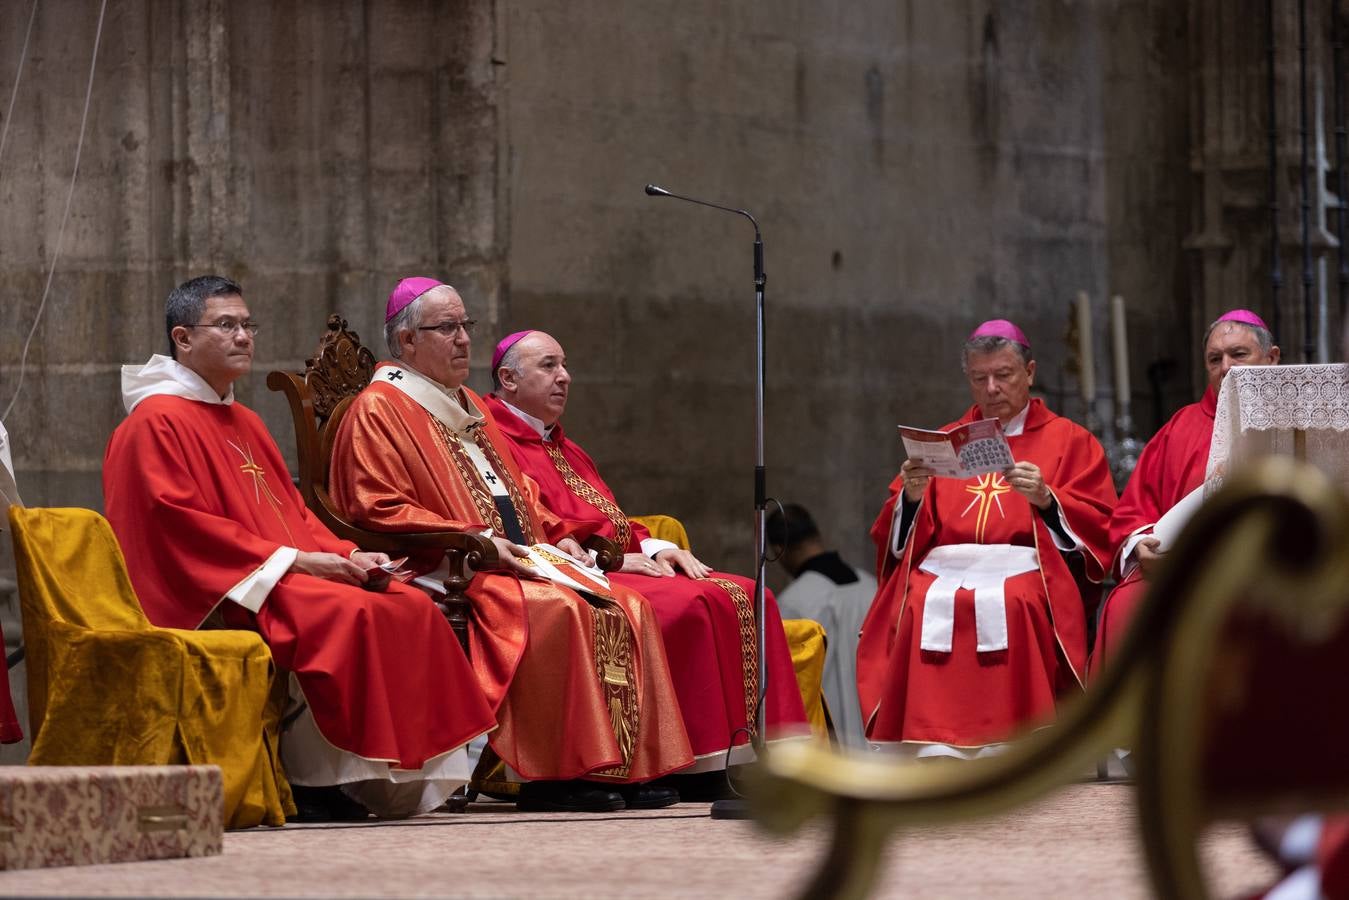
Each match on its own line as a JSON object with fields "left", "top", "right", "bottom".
{"left": 1205, "top": 363, "right": 1349, "bottom": 497}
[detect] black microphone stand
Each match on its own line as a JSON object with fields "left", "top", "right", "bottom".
{"left": 645, "top": 184, "right": 767, "bottom": 819}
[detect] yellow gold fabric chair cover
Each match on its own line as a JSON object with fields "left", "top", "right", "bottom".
{"left": 9, "top": 507, "right": 292, "bottom": 828}
{"left": 785, "top": 619, "right": 829, "bottom": 739}
{"left": 630, "top": 514, "right": 690, "bottom": 550}
{"left": 630, "top": 514, "right": 830, "bottom": 735}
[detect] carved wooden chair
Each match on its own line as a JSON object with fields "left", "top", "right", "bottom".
{"left": 267, "top": 315, "right": 622, "bottom": 653}
{"left": 752, "top": 457, "right": 1349, "bottom": 899}
{"left": 266, "top": 315, "right": 499, "bottom": 653}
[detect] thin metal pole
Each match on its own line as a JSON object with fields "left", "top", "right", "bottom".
{"left": 753, "top": 245, "right": 768, "bottom": 741}
{"left": 1269, "top": 0, "right": 1284, "bottom": 337}
{"left": 1299, "top": 0, "right": 1315, "bottom": 362}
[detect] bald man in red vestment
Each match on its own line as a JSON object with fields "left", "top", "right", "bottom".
{"left": 483, "top": 330, "right": 809, "bottom": 775}
{"left": 103, "top": 275, "right": 497, "bottom": 821}
{"left": 858, "top": 320, "right": 1116, "bottom": 756}
{"left": 328, "top": 278, "right": 691, "bottom": 813}
{"left": 1090, "top": 310, "right": 1280, "bottom": 670}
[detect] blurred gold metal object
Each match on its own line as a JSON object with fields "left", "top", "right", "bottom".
{"left": 753, "top": 457, "right": 1349, "bottom": 900}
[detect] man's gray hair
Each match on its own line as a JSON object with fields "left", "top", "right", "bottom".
{"left": 165, "top": 275, "right": 243, "bottom": 360}
{"left": 960, "top": 335, "right": 1033, "bottom": 373}
{"left": 1203, "top": 316, "right": 1275, "bottom": 354}
{"left": 492, "top": 342, "right": 525, "bottom": 391}
{"left": 385, "top": 296, "right": 426, "bottom": 359}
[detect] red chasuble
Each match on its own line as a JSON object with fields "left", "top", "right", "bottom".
{"left": 102, "top": 395, "right": 495, "bottom": 770}
{"left": 328, "top": 376, "right": 693, "bottom": 783}
{"left": 484, "top": 394, "right": 809, "bottom": 765}
{"left": 858, "top": 399, "right": 1115, "bottom": 748}
{"left": 1090, "top": 388, "right": 1216, "bottom": 670}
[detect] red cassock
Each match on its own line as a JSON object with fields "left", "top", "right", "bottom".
{"left": 483, "top": 394, "right": 809, "bottom": 764}
{"left": 328, "top": 376, "right": 693, "bottom": 783}
{"left": 102, "top": 395, "right": 496, "bottom": 770}
{"left": 858, "top": 399, "right": 1115, "bottom": 748}
{"left": 0, "top": 624, "right": 19, "bottom": 743}
{"left": 1091, "top": 388, "right": 1217, "bottom": 671}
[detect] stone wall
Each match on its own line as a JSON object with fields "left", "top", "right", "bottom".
{"left": 0, "top": 0, "right": 503, "bottom": 573}
{"left": 0, "top": 0, "right": 1197, "bottom": 594}
{"left": 500, "top": 0, "right": 1192, "bottom": 581}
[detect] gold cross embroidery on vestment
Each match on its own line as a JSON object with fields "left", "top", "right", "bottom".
{"left": 959, "top": 473, "right": 1012, "bottom": 543}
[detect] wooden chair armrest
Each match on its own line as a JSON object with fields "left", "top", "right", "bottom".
{"left": 584, "top": 535, "right": 624, "bottom": 572}
{"left": 310, "top": 487, "right": 498, "bottom": 565}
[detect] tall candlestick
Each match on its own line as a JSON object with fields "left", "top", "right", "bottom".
{"left": 1076, "top": 290, "right": 1095, "bottom": 407}
{"left": 1111, "top": 294, "right": 1131, "bottom": 408}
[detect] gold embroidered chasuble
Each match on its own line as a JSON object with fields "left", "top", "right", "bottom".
{"left": 328, "top": 364, "right": 693, "bottom": 782}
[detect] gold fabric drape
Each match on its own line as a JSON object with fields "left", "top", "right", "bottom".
{"left": 9, "top": 507, "right": 292, "bottom": 828}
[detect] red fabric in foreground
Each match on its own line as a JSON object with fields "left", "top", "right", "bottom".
{"left": 104, "top": 395, "right": 494, "bottom": 769}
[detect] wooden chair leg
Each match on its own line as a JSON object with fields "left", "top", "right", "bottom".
{"left": 439, "top": 549, "right": 474, "bottom": 656}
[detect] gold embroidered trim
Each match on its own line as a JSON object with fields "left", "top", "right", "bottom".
{"left": 430, "top": 419, "right": 538, "bottom": 546}
{"left": 708, "top": 577, "right": 760, "bottom": 739}
{"left": 589, "top": 602, "right": 639, "bottom": 780}
{"left": 433, "top": 419, "right": 506, "bottom": 536}
{"left": 542, "top": 441, "right": 632, "bottom": 549}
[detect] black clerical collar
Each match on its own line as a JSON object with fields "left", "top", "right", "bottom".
{"left": 797, "top": 551, "right": 858, "bottom": 585}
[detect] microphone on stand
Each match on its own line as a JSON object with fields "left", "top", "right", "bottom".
{"left": 645, "top": 183, "right": 768, "bottom": 821}
{"left": 644, "top": 185, "right": 764, "bottom": 278}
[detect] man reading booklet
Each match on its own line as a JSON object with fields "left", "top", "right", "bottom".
{"left": 859, "top": 319, "right": 1116, "bottom": 758}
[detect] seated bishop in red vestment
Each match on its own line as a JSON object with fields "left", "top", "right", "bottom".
{"left": 1090, "top": 310, "right": 1281, "bottom": 672}
{"left": 103, "top": 276, "right": 497, "bottom": 820}
{"left": 859, "top": 320, "right": 1116, "bottom": 756}
{"left": 484, "top": 329, "right": 810, "bottom": 771}
{"left": 328, "top": 278, "right": 693, "bottom": 813}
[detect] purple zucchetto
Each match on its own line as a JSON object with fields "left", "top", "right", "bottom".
{"left": 492, "top": 330, "right": 536, "bottom": 374}
{"left": 968, "top": 319, "right": 1031, "bottom": 351}
{"left": 385, "top": 277, "right": 446, "bottom": 323}
{"left": 1216, "top": 309, "right": 1271, "bottom": 332}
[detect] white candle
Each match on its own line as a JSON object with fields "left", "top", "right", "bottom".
{"left": 1111, "top": 294, "right": 1131, "bottom": 408}
{"left": 1076, "top": 290, "right": 1095, "bottom": 407}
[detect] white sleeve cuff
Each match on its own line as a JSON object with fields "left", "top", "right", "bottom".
{"left": 890, "top": 499, "right": 920, "bottom": 559}
{"left": 1118, "top": 527, "right": 1155, "bottom": 578}
{"left": 226, "top": 546, "right": 298, "bottom": 613}
{"left": 640, "top": 537, "right": 679, "bottom": 558}
{"left": 1046, "top": 490, "right": 1086, "bottom": 552}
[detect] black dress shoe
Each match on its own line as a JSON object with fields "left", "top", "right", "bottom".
{"left": 620, "top": 784, "right": 679, "bottom": 810}
{"left": 288, "top": 784, "right": 371, "bottom": 823}
{"left": 657, "top": 770, "right": 736, "bottom": 802}
{"left": 516, "top": 780, "right": 625, "bottom": 813}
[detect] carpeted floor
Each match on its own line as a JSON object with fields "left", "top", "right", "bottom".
{"left": 0, "top": 783, "right": 1280, "bottom": 898}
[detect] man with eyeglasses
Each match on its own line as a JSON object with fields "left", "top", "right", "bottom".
{"left": 858, "top": 320, "right": 1116, "bottom": 758}
{"left": 328, "top": 277, "right": 691, "bottom": 813}
{"left": 482, "top": 329, "right": 810, "bottom": 784}
{"left": 104, "top": 275, "right": 498, "bottom": 821}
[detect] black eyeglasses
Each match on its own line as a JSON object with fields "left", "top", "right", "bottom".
{"left": 188, "top": 318, "right": 260, "bottom": 336}
{"left": 417, "top": 319, "right": 477, "bottom": 336}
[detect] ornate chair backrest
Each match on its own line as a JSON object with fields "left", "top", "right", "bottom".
{"left": 269, "top": 316, "right": 498, "bottom": 660}
{"left": 268, "top": 315, "right": 375, "bottom": 514}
